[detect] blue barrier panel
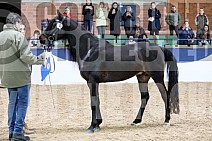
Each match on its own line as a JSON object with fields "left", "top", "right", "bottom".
{"left": 31, "top": 47, "right": 212, "bottom": 63}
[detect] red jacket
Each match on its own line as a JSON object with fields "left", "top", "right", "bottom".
{"left": 63, "top": 13, "right": 73, "bottom": 18}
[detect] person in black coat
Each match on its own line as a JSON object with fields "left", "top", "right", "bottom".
{"left": 148, "top": 2, "right": 161, "bottom": 35}
{"left": 122, "top": 6, "right": 136, "bottom": 38}
{"left": 108, "top": 2, "right": 122, "bottom": 39}
{"left": 82, "top": 0, "right": 94, "bottom": 32}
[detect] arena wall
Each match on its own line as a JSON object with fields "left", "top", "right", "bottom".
{"left": 20, "top": 0, "right": 212, "bottom": 38}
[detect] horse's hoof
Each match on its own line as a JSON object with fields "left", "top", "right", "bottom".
{"left": 131, "top": 119, "right": 141, "bottom": 126}
{"left": 131, "top": 123, "right": 137, "bottom": 126}
{"left": 86, "top": 128, "right": 94, "bottom": 134}
{"left": 164, "top": 122, "right": 170, "bottom": 130}
{"left": 164, "top": 122, "right": 170, "bottom": 126}
{"left": 94, "top": 126, "right": 101, "bottom": 132}
{"left": 131, "top": 122, "right": 141, "bottom": 126}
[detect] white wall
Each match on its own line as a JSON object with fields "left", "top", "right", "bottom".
{"left": 31, "top": 55, "right": 212, "bottom": 85}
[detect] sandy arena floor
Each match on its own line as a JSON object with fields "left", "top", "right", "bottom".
{"left": 0, "top": 82, "right": 212, "bottom": 141}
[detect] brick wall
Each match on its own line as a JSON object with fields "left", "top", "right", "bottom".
{"left": 21, "top": 1, "right": 212, "bottom": 38}
{"left": 168, "top": 0, "right": 212, "bottom": 31}
{"left": 22, "top": 2, "right": 170, "bottom": 38}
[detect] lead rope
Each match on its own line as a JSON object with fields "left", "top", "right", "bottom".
{"left": 44, "top": 50, "right": 56, "bottom": 110}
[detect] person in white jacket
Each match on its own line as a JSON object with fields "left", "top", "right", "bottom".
{"left": 95, "top": 2, "right": 108, "bottom": 38}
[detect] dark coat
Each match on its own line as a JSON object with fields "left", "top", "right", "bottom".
{"left": 82, "top": 3, "right": 94, "bottom": 21}
{"left": 148, "top": 8, "right": 161, "bottom": 31}
{"left": 122, "top": 12, "right": 135, "bottom": 28}
{"left": 108, "top": 8, "right": 122, "bottom": 36}
{"left": 178, "top": 26, "right": 195, "bottom": 45}
{"left": 197, "top": 29, "right": 211, "bottom": 44}
{"left": 195, "top": 14, "right": 209, "bottom": 31}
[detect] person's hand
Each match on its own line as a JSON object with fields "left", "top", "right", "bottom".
{"left": 112, "top": 9, "right": 116, "bottom": 14}
{"left": 182, "top": 26, "right": 186, "bottom": 30}
{"left": 38, "top": 52, "right": 46, "bottom": 60}
{"left": 86, "top": 6, "right": 92, "bottom": 10}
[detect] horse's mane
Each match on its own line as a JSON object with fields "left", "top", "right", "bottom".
{"left": 45, "top": 18, "right": 55, "bottom": 31}
{"left": 45, "top": 15, "right": 114, "bottom": 62}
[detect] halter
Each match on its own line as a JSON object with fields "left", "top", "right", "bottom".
{"left": 43, "top": 16, "right": 66, "bottom": 50}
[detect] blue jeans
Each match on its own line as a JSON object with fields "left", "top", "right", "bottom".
{"left": 8, "top": 85, "right": 30, "bottom": 134}
{"left": 84, "top": 20, "right": 93, "bottom": 32}
{"left": 198, "top": 41, "right": 209, "bottom": 46}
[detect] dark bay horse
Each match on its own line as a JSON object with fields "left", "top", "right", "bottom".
{"left": 40, "top": 11, "right": 179, "bottom": 133}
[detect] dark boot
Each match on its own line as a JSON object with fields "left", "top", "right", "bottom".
{"left": 11, "top": 133, "right": 30, "bottom": 141}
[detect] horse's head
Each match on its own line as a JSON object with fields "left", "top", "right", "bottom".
{"left": 39, "top": 10, "right": 78, "bottom": 46}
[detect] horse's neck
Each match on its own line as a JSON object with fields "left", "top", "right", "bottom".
{"left": 66, "top": 32, "right": 99, "bottom": 68}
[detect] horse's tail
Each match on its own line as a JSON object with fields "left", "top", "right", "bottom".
{"left": 163, "top": 48, "right": 180, "bottom": 114}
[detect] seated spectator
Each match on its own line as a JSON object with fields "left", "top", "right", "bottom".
{"left": 30, "top": 30, "right": 41, "bottom": 47}
{"left": 63, "top": 7, "right": 74, "bottom": 18}
{"left": 125, "top": 35, "right": 136, "bottom": 45}
{"left": 178, "top": 21, "right": 195, "bottom": 46}
{"left": 197, "top": 24, "right": 211, "bottom": 46}
{"left": 41, "top": 19, "right": 49, "bottom": 32}
{"left": 133, "top": 21, "right": 148, "bottom": 42}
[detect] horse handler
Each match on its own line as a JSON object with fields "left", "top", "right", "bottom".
{"left": 0, "top": 12, "right": 46, "bottom": 141}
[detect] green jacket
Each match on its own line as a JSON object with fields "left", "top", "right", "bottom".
{"left": 0, "top": 24, "right": 44, "bottom": 88}
{"left": 165, "top": 11, "right": 181, "bottom": 26}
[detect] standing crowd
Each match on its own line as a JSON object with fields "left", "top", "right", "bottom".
{"left": 79, "top": 0, "right": 211, "bottom": 46}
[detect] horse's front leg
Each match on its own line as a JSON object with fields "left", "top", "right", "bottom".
{"left": 87, "top": 82, "right": 102, "bottom": 133}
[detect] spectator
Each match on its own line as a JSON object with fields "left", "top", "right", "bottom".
{"left": 30, "top": 30, "right": 41, "bottom": 47}
{"left": 0, "top": 12, "right": 45, "bottom": 141}
{"left": 165, "top": 5, "right": 181, "bottom": 36}
{"left": 82, "top": 0, "right": 94, "bottom": 32}
{"left": 148, "top": 2, "right": 161, "bottom": 35}
{"left": 108, "top": 2, "right": 122, "bottom": 41}
{"left": 41, "top": 19, "right": 49, "bottom": 32}
{"left": 122, "top": 6, "right": 135, "bottom": 38}
{"left": 96, "top": 2, "right": 108, "bottom": 38}
{"left": 197, "top": 25, "right": 211, "bottom": 46}
{"left": 178, "top": 21, "right": 195, "bottom": 46}
{"left": 19, "top": 23, "right": 26, "bottom": 35}
{"left": 63, "top": 7, "right": 74, "bottom": 18}
{"left": 195, "top": 8, "right": 209, "bottom": 35}
{"left": 134, "top": 21, "right": 148, "bottom": 42}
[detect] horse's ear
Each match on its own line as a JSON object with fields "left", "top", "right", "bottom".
{"left": 57, "top": 10, "right": 62, "bottom": 18}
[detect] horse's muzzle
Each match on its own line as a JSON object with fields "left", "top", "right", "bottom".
{"left": 39, "top": 34, "right": 48, "bottom": 44}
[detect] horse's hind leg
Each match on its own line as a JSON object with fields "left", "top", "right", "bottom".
{"left": 132, "top": 72, "right": 150, "bottom": 125}
{"left": 87, "top": 82, "right": 102, "bottom": 133}
{"left": 151, "top": 71, "right": 171, "bottom": 124}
